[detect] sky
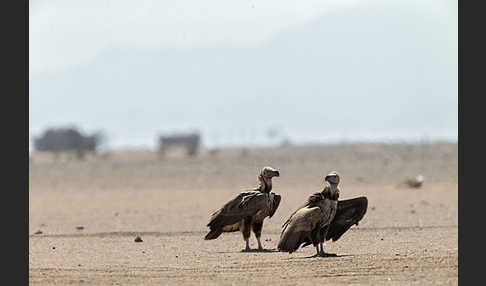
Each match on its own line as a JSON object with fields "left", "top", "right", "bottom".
{"left": 29, "top": 0, "right": 457, "bottom": 150}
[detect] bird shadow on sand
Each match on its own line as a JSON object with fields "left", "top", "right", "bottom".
{"left": 286, "top": 254, "right": 352, "bottom": 260}
{"left": 211, "top": 249, "right": 279, "bottom": 254}
{"left": 240, "top": 248, "right": 279, "bottom": 253}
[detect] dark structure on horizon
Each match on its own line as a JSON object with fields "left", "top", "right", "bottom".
{"left": 158, "top": 132, "right": 201, "bottom": 158}
{"left": 33, "top": 126, "right": 104, "bottom": 159}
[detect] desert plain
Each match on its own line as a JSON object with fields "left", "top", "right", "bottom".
{"left": 29, "top": 142, "right": 458, "bottom": 285}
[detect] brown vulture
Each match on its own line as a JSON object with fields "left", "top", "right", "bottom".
{"left": 204, "top": 166, "right": 281, "bottom": 251}
{"left": 277, "top": 171, "right": 367, "bottom": 257}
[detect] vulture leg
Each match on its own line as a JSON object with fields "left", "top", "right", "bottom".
{"left": 319, "top": 242, "right": 324, "bottom": 255}
{"left": 241, "top": 217, "right": 252, "bottom": 251}
{"left": 318, "top": 228, "right": 337, "bottom": 257}
{"left": 252, "top": 221, "right": 264, "bottom": 250}
{"left": 310, "top": 228, "right": 321, "bottom": 257}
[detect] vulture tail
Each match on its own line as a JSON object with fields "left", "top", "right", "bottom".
{"left": 204, "top": 228, "right": 223, "bottom": 240}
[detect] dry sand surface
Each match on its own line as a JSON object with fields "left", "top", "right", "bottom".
{"left": 29, "top": 142, "right": 458, "bottom": 285}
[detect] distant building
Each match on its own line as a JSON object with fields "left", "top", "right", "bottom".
{"left": 33, "top": 126, "right": 103, "bottom": 159}
{"left": 158, "top": 132, "right": 201, "bottom": 157}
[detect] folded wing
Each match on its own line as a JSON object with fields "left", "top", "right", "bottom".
{"left": 205, "top": 191, "right": 268, "bottom": 240}
{"left": 277, "top": 206, "right": 322, "bottom": 253}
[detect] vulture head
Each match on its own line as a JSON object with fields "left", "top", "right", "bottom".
{"left": 260, "top": 166, "right": 280, "bottom": 178}
{"left": 325, "top": 171, "right": 340, "bottom": 185}
{"left": 258, "top": 166, "right": 280, "bottom": 192}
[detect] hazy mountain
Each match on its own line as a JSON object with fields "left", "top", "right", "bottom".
{"left": 29, "top": 1, "right": 457, "bottom": 149}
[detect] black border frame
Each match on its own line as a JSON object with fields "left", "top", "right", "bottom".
{"left": 3, "top": 0, "right": 29, "bottom": 285}
{"left": 458, "top": 0, "right": 482, "bottom": 284}
{"left": 6, "top": 0, "right": 468, "bottom": 285}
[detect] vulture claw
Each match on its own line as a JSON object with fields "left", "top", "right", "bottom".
{"left": 319, "top": 251, "right": 337, "bottom": 257}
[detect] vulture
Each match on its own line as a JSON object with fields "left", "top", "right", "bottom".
{"left": 277, "top": 171, "right": 367, "bottom": 257}
{"left": 205, "top": 166, "right": 281, "bottom": 251}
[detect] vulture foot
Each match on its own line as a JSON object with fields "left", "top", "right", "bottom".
{"left": 319, "top": 251, "right": 337, "bottom": 257}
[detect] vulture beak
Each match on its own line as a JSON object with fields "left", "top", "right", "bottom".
{"left": 273, "top": 170, "right": 280, "bottom": 177}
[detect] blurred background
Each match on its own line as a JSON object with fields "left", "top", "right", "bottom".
{"left": 29, "top": 0, "right": 457, "bottom": 153}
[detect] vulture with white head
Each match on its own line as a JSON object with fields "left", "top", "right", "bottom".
{"left": 205, "top": 166, "right": 281, "bottom": 251}
{"left": 278, "top": 171, "right": 367, "bottom": 257}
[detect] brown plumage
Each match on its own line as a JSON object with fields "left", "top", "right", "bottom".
{"left": 205, "top": 166, "right": 281, "bottom": 251}
{"left": 278, "top": 171, "right": 368, "bottom": 257}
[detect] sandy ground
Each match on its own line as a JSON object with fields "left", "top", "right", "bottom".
{"left": 29, "top": 142, "right": 458, "bottom": 285}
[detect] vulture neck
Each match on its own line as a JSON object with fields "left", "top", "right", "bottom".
{"left": 258, "top": 175, "right": 272, "bottom": 193}
{"left": 323, "top": 182, "right": 340, "bottom": 200}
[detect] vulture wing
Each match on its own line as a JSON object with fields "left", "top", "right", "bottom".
{"left": 325, "top": 196, "right": 368, "bottom": 242}
{"left": 282, "top": 192, "right": 322, "bottom": 229}
{"left": 268, "top": 193, "right": 281, "bottom": 218}
{"left": 277, "top": 206, "right": 322, "bottom": 253}
{"left": 205, "top": 191, "right": 269, "bottom": 240}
